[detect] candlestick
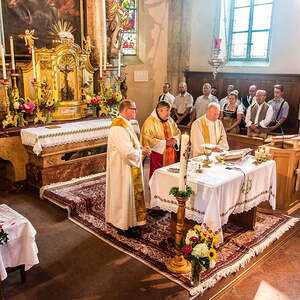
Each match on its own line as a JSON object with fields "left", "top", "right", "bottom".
{"left": 179, "top": 134, "right": 189, "bottom": 191}
{"left": 31, "top": 46, "right": 37, "bottom": 79}
{"left": 101, "top": 0, "right": 107, "bottom": 70}
{"left": 10, "top": 36, "right": 15, "bottom": 71}
{"left": 0, "top": 44, "right": 7, "bottom": 80}
{"left": 118, "top": 51, "right": 121, "bottom": 77}
{"left": 99, "top": 45, "right": 103, "bottom": 78}
{"left": 214, "top": 38, "right": 222, "bottom": 49}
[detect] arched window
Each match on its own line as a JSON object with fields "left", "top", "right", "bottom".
{"left": 120, "top": 0, "right": 137, "bottom": 56}
{"left": 228, "top": 0, "right": 273, "bottom": 61}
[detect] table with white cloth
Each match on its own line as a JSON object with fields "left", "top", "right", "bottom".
{"left": 0, "top": 204, "right": 39, "bottom": 281}
{"left": 149, "top": 155, "right": 276, "bottom": 243}
{"left": 20, "top": 119, "right": 140, "bottom": 156}
{"left": 19, "top": 119, "right": 140, "bottom": 188}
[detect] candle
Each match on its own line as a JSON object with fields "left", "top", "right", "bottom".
{"left": 214, "top": 38, "right": 222, "bottom": 49}
{"left": 118, "top": 51, "right": 121, "bottom": 77}
{"left": 0, "top": 44, "right": 7, "bottom": 80}
{"left": 10, "top": 36, "right": 15, "bottom": 71}
{"left": 101, "top": 0, "right": 107, "bottom": 70}
{"left": 179, "top": 134, "right": 190, "bottom": 191}
{"left": 99, "top": 45, "right": 103, "bottom": 78}
{"left": 32, "top": 46, "right": 36, "bottom": 79}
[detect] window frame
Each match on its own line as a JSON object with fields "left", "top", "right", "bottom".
{"left": 228, "top": 0, "right": 273, "bottom": 62}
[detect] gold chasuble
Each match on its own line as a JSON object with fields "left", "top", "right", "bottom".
{"left": 140, "top": 110, "right": 181, "bottom": 177}
{"left": 111, "top": 117, "right": 147, "bottom": 223}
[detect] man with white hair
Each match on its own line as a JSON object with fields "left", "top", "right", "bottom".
{"left": 188, "top": 82, "right": 218, "bottom": 125}
{"left": 241, "top": 85, "right": 257, "bottom": 110}
{"left": 191, "top": 102, "right": 229, "bottom": 157}
{"left": 245, "top": 90, "right": 273, "bottom": 138}
{"left": 172, "top": 82, "right": 193, "bottom": 125}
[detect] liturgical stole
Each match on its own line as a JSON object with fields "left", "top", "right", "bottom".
{"left": 111, "top": 117, "right": 146, "bottom": 223}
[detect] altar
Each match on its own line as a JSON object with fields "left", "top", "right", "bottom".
{"left": 20, "top": 119, "right": 139, "bottom": 188}
{"left": 149, "top": 155, "right": 276, "bottom": 243}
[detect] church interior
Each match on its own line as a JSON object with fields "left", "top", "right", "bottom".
{"left": 0, "top": 0, "right": 300, "bottom": 299}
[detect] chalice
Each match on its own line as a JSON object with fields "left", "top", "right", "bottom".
{"left": 203, "top": 147, "right": 213, "bottom": 168}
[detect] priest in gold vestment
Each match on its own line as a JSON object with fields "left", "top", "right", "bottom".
{"left": 105, "top": 100, "right": 151, "bottom": 238}
{"left": 191, "top": 102, "right": 229, "bottom": 157}
{"left": 140, "top": 101, "right": 181, "bottom": 178}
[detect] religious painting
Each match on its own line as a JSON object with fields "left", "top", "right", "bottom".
{"left": 1, "top": 0, "right": 85, "bottom": 57}
{"left": 119, "top": 0, "right": 137, "bottom": 55}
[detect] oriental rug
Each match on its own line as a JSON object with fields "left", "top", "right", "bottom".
{"left": 41, "top": 173, "right": 299, "bottom": 297}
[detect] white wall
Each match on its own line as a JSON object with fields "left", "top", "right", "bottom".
{"left": 189, "top": 0, "right": 300, "bottom": 74}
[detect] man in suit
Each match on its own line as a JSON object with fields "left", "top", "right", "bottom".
{"left": 241, "top": 85, "right": 257, "bottom": 110}
{"left": 158, "top": 83, "right": 175, "bottom": 106}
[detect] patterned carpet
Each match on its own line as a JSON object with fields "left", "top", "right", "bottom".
{"left": 41, "top": 173, "right": 299, "bottom": 297}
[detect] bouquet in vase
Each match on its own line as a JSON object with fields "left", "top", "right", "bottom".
{"left": 99, "top": 87, "right": 123, "bottom": 118}
{"left": 181, "top": 224, "right": 219, "bottom": 285}
{"left": 12, "top": 96, "right": 36, "bottom": 114}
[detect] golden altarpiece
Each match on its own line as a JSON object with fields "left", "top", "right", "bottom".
{"left": 21, "top": 42, "right": 95, "bottom": 121}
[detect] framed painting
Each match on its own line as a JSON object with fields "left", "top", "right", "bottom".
{"left": 0, "top": 0, "right": 85, "bottom": 58}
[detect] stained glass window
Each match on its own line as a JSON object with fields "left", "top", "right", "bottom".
{"left": 119, "top": 0, "right": 137, "bottom": 56}
{"left": 229, "top": 0, "right": 273, "bottom": 61}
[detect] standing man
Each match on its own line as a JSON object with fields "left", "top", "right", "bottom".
{"left": 188, "top": 83, "right": 218, "bottom": 125}
{"left": 241, "top": 85, "right": 257, "bottom": 110}
{"left": 106, "top": 99, "right": 151, "bottom": 238}
{"left": 172, "top": 82, "right": 193, "bottom": 125}
{"left": 158, "top": 83, "right": 175, "bottom": 106}
{"left": 191, "top": 103, "right": 229, "bottom": 157}
{"left": 245, "top": 90, "right": 273, "bottom": 138}
{"left": 140, "top": 101, "right": 181, "bottom": 178}
{"left": 267, "top": 84, "right": 289, "bottom": 133}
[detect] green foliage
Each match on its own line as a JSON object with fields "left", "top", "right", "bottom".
{"left": 169, "top": 186, "right": 194, "bottom": 198}
{"left": 0, "top": 229, "right": 9, "bottom": 245}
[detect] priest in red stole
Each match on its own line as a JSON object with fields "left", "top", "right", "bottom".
{"left": 140, "top": 101, "right": 181, "bottom": 178}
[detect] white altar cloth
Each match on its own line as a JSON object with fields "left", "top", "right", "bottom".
{"left": 0, "top": 204, "right": 39, "bottom": 280}
{"left": 149, "top": 156, "right": 276, "bottom": 242}
{"left": 20, "top": 119, "right": 140, "bottom": 155}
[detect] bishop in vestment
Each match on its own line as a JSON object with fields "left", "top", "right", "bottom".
{"left": 191, "top": 102, "right": 229, "bottom": 157}
{"left": 105, "top": 100, "right": 151, "bottom": 237}
{"left": 140, "top": 101, "right": 181, "bottom": 178}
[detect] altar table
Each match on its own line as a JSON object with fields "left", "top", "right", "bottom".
{"left": 149, "top": 155, "right": 276, "bottom": 242}
{"left": 20, "top": 119, "right": 140, "bottom": 156}
{"left": 0, "top": 204, "right": 39, "bottom": 280}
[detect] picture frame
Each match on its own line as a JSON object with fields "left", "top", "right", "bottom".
{"left": 0, "top": 0, "right": 85, "bottom": 58}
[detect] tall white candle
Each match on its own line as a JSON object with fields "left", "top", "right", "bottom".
{"left": 179, "top": 134, "right": 190, "bottom": 191}
{"left": 95, "top": 1, "right": 103, "bottom": 78}
{"left": 0, "top": 44, "right": 7, "bottom": 80}
{"left": 118, "top": 51, "right": 121, "bottom": 77}
{"left": 10, "top": 36, "right": 15, "bottom": 71}
{"left": 99, "top": 45, "right": 103, "bottom": 77}
{"left": 101, "top": 0, "right": 107, "bottom": 70}
{"left": 32, "top": 46, "right": 36, "bottom": 79}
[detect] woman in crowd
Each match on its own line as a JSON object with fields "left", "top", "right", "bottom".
{"left": 220, "top": 91, "right": 243, "bottom": 133}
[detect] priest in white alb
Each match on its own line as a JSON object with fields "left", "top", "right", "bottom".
{"left": 191, "top": 102, "right": 229, "bottom": 157}
{"left": 140, "top": 101, "right": 181, "bottom": 178}
{"left": 105, "top": 99, "right": 151, "bottom": 238}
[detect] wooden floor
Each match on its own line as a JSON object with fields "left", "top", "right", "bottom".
{"left": 1, "top": 187, "right": 300, "bottom": 300}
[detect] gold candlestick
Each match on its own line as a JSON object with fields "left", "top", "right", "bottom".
{"left": 32, "top": 80, "right": 46, "bottom": 124}
{"left": 11, "top": 72, "right": 19, "bottom": 99}
{"left": 2, "top": 79, "right": 18, "bottom": 127}
{"left": 165, "top": 195, "right": 192, "bottom": 274}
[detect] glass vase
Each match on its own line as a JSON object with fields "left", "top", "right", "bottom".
{"left": 191, "top": 261, "right": 201, "bottom": 286}
{"left": 45, "top": 110, "right": 52, "bottom": 123}
{"left": 17, "top": 112, "right": 25, "bottom": 127}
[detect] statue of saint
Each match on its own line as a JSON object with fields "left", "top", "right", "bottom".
{"left": 106, "top": 0, "right": 129, "bottom": 60}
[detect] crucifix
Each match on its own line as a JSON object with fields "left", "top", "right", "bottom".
{"left": 58, "top": 64, "right": 74, "bottom": 101}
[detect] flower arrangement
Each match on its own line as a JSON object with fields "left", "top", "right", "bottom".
{"left": 97, "top": 87, "right": 123, "bottom": 118}
{"left": 38, "top": 97, "right": 59, "bottom": 112}
{"left": 170, "top": 186, "right": 194, "bottom": 198}
{"left": 182, "top": 224, "right": 219, "bottom": 285}
{"left": 12, "top": 96, "right": 36, "bottom": 113}
{"left": 0, "top": 225, "right": 9, "bottom": 245}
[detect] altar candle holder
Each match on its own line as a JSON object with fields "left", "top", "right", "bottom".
{"left": 2, "top": 79, "right": 18, "bottom": 128}
{"left": 31, "top": 79, "right": 46, "bottom": 124}
{"left": 10, "top": 71, "right": 20, "bottom": 99}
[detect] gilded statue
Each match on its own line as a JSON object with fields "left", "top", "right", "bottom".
{"left": 18, "top": 29, "right": 39, "bottom": 52}
{"left": 83, "top": 35, "right": 94, "bottom": 53}
{"left": 106, "top": 0, "right": 129, "bottom": 59}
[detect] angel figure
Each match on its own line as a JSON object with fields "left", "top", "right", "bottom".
{"left": 83, "top": 35, "right": 94, "bottom": 53}
{"left": 19, "top": 29, "right": 39, "bottom": 53}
